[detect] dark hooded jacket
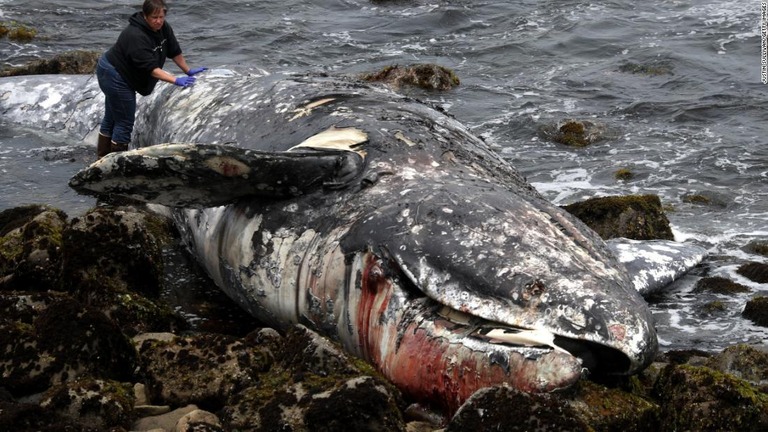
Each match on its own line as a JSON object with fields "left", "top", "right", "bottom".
{"left": 106, "top": 11, "right": 182, "bottom": 96}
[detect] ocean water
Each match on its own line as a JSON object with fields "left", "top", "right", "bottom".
{"left": 1, "top": 0, "right": 767, "bottom": 351}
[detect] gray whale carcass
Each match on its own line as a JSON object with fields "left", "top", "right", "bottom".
{"left": 58, "top": 70, "right": 682, "bottom": 411}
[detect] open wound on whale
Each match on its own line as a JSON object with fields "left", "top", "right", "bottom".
{"left": 288, "top": 126, "right": 368, "bottom": 157}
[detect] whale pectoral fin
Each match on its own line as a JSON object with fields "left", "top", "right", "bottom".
{"left": 605, "top": 238, "right": 707, "bottom": 297}
{"left": 68, "top": 143, "right": 365, "bottom": 208}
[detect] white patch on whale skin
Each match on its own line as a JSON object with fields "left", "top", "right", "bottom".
{"left": 289, "top": 126, "right": 368, "bottom": 156}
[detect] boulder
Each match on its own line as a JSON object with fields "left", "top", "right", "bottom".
{"left": 562, "top": 194, "right": 674, "bottom": 240}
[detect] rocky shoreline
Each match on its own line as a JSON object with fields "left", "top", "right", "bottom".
{"left": 1, "top": 202, "right": 767, "bottom": 431}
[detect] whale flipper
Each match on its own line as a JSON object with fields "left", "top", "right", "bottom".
{"left": 69, "top": 140, "right": 366, "bottom": 208}
{"left": 605, "top": 238, "right": 707, "bottom": 296}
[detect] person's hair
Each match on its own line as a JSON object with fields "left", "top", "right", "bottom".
{"left": 142, "top": 0, "right": 168, "bottom": 16}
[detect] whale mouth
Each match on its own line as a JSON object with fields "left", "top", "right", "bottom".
{"left": 434, "top": 305, "right": 631, "bottom": 375}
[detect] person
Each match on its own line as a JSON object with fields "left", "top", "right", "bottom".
{"left": 95, "top": 0, "right": 206, "bottom": 158}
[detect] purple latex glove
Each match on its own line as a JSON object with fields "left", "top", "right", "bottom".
{"left": 187, "top": 67, "right": 208, "bottom": 76}
{"left": 174, "top": 76, "right": 196, "bottom": 87}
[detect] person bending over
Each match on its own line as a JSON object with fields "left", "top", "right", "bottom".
{"left": 96, "top": 0, "right": 206, "bottom": 158}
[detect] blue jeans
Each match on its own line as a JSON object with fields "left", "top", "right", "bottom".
{"left": 96, "top": 54, "right": 135, "bottom": 144}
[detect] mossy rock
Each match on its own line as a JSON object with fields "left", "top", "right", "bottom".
{"left": 562, "top": 194, "right": 674, "bottom": 240}
{"left": 0, "top": 50, "right": 99, "bottom": 77}
{"left": 220, "top": 325, "right": 405, "bottom": 431}
{"left": 699, "top": 300, "right": 728, "bottom": 314}
{"left": 567, "top": 380, "right": 660, "bottom": 432}
{"left": 743, "top": 240, "right": 768, "bottom": 257}
{"left": 614, "top": 168, "right": 634, "bottom": 181}
{"left": 0, "top": 297, "right": 136, "bottom": 397}
{"left": 137, "top": 331, "right": 277, "bottom": 410}
{"left": 742, "top": 296, "right": 768, "bottom": 327}
{"left": 446, "top": 386, "right": 590, "bottom": 432}
{"left": 60, "top": 206, "right": 183, "bottom": 335}
{"left": 0, "top": 21, "right": 37, "bottom": 43}
{"left": 361, "top": 64, "right": 460, "bottom": 90}
{"left": 0, "top": 205, "right": 68, "bottom": 291}
{"left": 652, "top": 364, "right": 768, "bottom": 432}
{"left": 705, "top": 344, "right": 768, "bottom": 384}
{"left": 693, "top": 276, "right": 750, "bottom": 295}
{"left": 681, "top": 191, "right": 731, "bottom": 208}
{"left": 737, "top": 261, "right": 768, "bottom": 284}
{"left": 40, "top": 378, "right": 136, "bottom": 430}
{"left": 539, "top": 119, "right": 612, "bottom": 147}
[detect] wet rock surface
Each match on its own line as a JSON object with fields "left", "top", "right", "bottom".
{"left": 1, "top": 203, "right": 768, "bottom": 431}
{"left": 562, "top": 194, "right": 675, "bottom": 241}
{"left": 0, "top": 50, "right": 99, "bottom": 77}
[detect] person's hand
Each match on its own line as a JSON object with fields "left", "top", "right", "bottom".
{"left": 174, "top": 76, "right": 196, "bottom": 87}
{"left": 187, "top": 67, "right": 207, "bottom": 76}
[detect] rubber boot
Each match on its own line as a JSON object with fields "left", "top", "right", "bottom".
{"left": 96, "top": 133, "right": 112, "bottom": 158}
{"left": 110, "top": 141, "right": 129, "bottom": 153}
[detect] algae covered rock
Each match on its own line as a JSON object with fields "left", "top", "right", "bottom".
{"left": 136, "top": 331, "right": 275, "bottom": 409}
{"left": 0, "top": 204, "right": 68, "bottom": 291}
{"left": 0, "top": 50, "right": 99, "bottom": 77}
{"left": 705, "top": 344, "right": 768, "bottom": 385}
{"left": 362, "top": 63, "right": 460, "bottom": 91}
{"left": 743, "top": 240, "right": 768, "bottom": 257}
{"left": 652, "top": 364, "right": 768, "bottom": 432}
{"left": 446, "top": 386, "right": 589, "bottom": 432}
{"left": 737, "top": 261, "right": 768, "bottom": 284}
{"left": 61, "top": 206, "right": 183, "bottom": 335}
{"left": 562, "top": 194, "right": 674, "bottom": 240}
{"left": 219, "top": 324, "right": 405, "bottom": 431}
{"left": 566, "top": 380, "right": 660, "bottom": 432}
{"left": 40, "top": 378, "right": 136, "bottom": 430}
{"left": 539, "top": 119, "right": 613, "bottom": 147}
{"left": 743, "top": 296, "right": 768, "bottom": 327}
{"left": 0, "top": 296, "right": 136, "bottom": 397}
{"left": 693, "top": 276, "right": 751, "bottom": 294}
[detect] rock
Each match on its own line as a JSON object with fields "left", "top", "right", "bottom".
{"left": 446, "top": 386, "right": 589, "bottom": 432}
{"left": 0, "top": 22, "right": 37, "bottom": 43}
{"left": 652, "top": 364, "right": 768, "bottom": 431}
{"left": 744, "top": 240, "right": 768, "bottom": 257}
{"left": 0, "top": 50, "right": 99, "bottom": 77}
{"left": 681, "top": 191, "right": 732, "bottom": 208}
{"left": 132, "top": 404, "right": 199, "bottom": 431}
{"left": 137, "top": 331, "right": 275, "bottom": 408}
{"left": 0, "top": 400, "right": 87, "bottom": 431}
{"left": 539, "top": 119, "right": 613, "bottom": 147}
{"left": 562, "top": 194, "right": 674, "bottom": 240}
{"left": 743, "top": 296, "right": 768, "bottom": 327}
{"left": 302, "top": 376, "right": 405, "bottom": 432}
{"left": 0, "top": 205, "right": 68, "bottom": 291}
{"left": 361, "top": 64, "right": 460, "bottom": 91}
{"left": 566, "top": 380, "right": 660, "bottom": 431}
{"left": 705, "top": 344, "right": 768, "bottom": 385}
{"left": 61, "top": 206, "right": 184, "bottom": 336}
{"left": 0, "top": 296, "right": 136, "bottom": 397}
{"left": 39, "top": 378, "right": 135, "bottom": 430}
{"left": 175, "top": 409, "right": 223, "bottom": 432}
{"left": 737, "top": 261, "right": 768, "bottom": 284}
{"left": 219, "top": 325, "right": 404, "bottom": 431}
{"left": 693, "top": 276, "right": 751, "bottom": 294}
